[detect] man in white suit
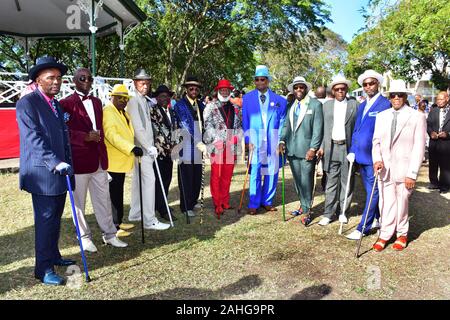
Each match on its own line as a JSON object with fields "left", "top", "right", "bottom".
{"left": 372, "top": 80, "right": 426, "bottom": 252}
{"left": 127, "top": 68, "right": 170, "bottom": 230}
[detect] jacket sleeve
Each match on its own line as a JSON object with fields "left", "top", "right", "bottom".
{"left": 310, "top": 101, "right": 324, "bottom": 150}
{"left": 127, "top": 97, "right": 152, "bottom": 151}
{"left": 407, "top": 113, "right": 426, "bottom": 180}
{"left": 242, "top": 96, "right": 250, "bottom": 144}
{"left": 279, "top": 104, "right": 290, "bottom": 144}
{"left": 103, "top": 108, "right": 135, "bottom": 155}
{"left": 371, "top": 113, "right": 383, "bottom": 164}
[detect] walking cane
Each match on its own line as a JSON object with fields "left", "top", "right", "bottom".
{"left": 355, "top": 170, "right": 380, "bottom": 258}
{"left": 237, "top": 147, "right": 254, "bottom": 214}
{"left": 178, "top": 162, "right": 190, "bottom": 224}
{"left": 339, "top": 159, "right": 354, "bottom": 235}
{"left": 200, "top": 154, "right": 205, "bottom": 223}
{"left": 310, "top": 158, "right": 320, "bottom": 209}
{"left": 152, "top": 155, "right": 174, "bottom": 227}
{"left": 138, "top": 157, "right": 145, "bottom": 244}
{"left": 65, "top": 175, "right": 91, "bottom": 283}
{"left": 281, "top": 151, "right": 286, "bottom": 222}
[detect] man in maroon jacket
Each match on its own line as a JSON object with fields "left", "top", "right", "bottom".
{"left": 60, "top": 68, "right": 128, "bottom": 253}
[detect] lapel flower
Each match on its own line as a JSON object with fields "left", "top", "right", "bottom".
{"left": 63, "top": 112, "right": 70, "bottom": 123}
{"left": 270, "top": 102, "right": 275, "bottom": 107}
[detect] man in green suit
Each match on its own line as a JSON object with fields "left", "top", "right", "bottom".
{"left": 279, "top": 76, "right": 324, "bottom": 226}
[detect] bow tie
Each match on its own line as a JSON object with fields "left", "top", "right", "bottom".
{"left": 78, "top": 94, "right": 91, "bottom": 101}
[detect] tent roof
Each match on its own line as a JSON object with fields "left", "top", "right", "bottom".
{"left": 0, "top": 0, "right": 146, "bottom": 37}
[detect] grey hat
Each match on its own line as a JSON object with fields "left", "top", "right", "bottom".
{"left": 133, "top": 68, "right": 151, "bottom": 80}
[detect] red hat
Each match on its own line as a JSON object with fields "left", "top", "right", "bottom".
{"left": 214, "top": 79, "right": 234, "bottom": 91}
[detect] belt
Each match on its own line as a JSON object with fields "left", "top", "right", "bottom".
{"left": 332, "top": 140, "right": 346, "bottom": 145}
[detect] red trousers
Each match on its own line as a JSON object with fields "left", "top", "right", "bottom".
{"left": 210, "top": 147, "right": 235, "bottom": 209}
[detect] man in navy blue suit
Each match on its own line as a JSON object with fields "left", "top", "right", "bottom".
{"left": 16, "top": 56, "right": 76, "bottom": 286}
{"left": 242, "top": 65, "right": 287, "bottom": 215}
{"left": 346, "top": 70, "right": 391, "bottom": 240}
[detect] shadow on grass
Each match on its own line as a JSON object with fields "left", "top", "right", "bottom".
{"left": 290, "top": 284, "right": 332, "bottom": 300}
{"left": 132, "top": 274, "right": 262, "bottom": 300}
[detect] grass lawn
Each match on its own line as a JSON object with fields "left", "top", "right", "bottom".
{"left": 0, "top": 162, "right": 449, "bottom": 300}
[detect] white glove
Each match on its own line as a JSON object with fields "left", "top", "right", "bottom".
{"left": 346, "top": 153, "right": 355, "bottom": 163}
{"left": 196, "top": 142, "right": 207, "bottom": 154}
{"left": 148, "top": 146, "right": 158, "bottom": 157}
{"left": 55, "top": 162, "right": 72, "bottom": 175}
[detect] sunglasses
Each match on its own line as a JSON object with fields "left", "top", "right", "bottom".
{"left": 255, "top": 77, "right": 268, "bottom": 82}
{"left": 363, "top": 81, "right": 377, "bottom": 87}
{"left": 188, "top": 87, "right": 200, "bottom": 92}
{"left": 389, "top": 93, "right": 406, "bottom": 99}
{"left": 79, "top": 75, "right": 94, "bottom": 83}
{"left": 293, "top": 85, "right": 307, "bottom": 90}
{"left": 116, "top": 96, "right": 129, "bottom": 102}
{"left": 334, "top": 87, "right": 347, "bottom": 92}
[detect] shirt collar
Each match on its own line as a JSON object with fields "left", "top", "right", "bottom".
{"left": 187, "top": 96, "right": 197, "bottom": 106}
{"left": 38, "top": 87, "right": 54, "bottom": 104}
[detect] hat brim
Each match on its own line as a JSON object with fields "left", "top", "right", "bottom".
{"left": 183, "top": 81, "right": 203, "bottom": 88}
{"left": 384, "top": 89, "right": 412, "bottom": 96}
{"left": 133, "top": 76, "right": 152, "bottom": 80}
{"left": 357, "top": 74, "right": 384, "bottom": 86}
{"left": 109, "top": 92, "right": 131, "bottom": 99}
{"left": 330, "top": 80, "right": 352, "bottom": 89}
{"left": 29, "top": 63, "right": 68, "bottom": 81}
{"left": 288, "top": 81, "right": 312, "bottom": 93}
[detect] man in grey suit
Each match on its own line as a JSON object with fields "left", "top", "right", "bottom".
{"left": 317, "top": 75, "right": 359, "bottom": 225}
{"left": 279, "top": 77, "right": 324, "bottom": 226}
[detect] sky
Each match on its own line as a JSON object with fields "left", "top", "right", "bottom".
{"left": 324, "top": 0, "right": 369, "bottom": 43}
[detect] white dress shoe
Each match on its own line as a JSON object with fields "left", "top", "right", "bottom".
{"left": 103, "top": 236, "right": 128, "bottom": 248}
{"left": 318, "top": 217, "right": 332, "bottom": 226}
{"left": 338, "top": 214, "right": 348, "bottom": 224}
{"left": 346, "top": 230, "right": 363, "bottom": 240}
{"left": 81, "top": 238, "right": 98, "bottom": 253}
{"left": 371, "top": 219, "right": 381, "bottom": 229}
{"left": 144, "top": 220, "right": 170, "bottom": 231}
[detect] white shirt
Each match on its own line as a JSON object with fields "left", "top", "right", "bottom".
{"left": 75, "top": 90, "right": 96, "bottom": 131}
{"left": 363, "top": 92, "right": 380, "bottom": 118}
{"left": 258, "top": 90, "right": 269, "bottom": 129}
{"left": 332, "top": 98, "right": 348, "bottom": 140}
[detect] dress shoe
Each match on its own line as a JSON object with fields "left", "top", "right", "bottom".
{"left": 215, "top": 207, "right": 224, "bottom": 219}
{"left": 439, "top": 188, "right": 449, "bottom": 194}
{"left": 187, "top": 210, "right": 196, "bottom": 217}
{"left": 160, "top": 213, "right": 177, "bottom": 222}
{"left": 103, "top": 236, "right": 128, "bottom": 247}
{"left": 54, "top": 258, "right": 76, "bottom": 267}
{"left": 392, "top": 236, "right": 407, "bottom": 251}
{"left": 116, "top": 229, "right": 132, "bottom": 238}
{"left": 371, "top": 219, "right": 381, "bottom": 230}
{"left": 119, "top": 223, "right": 135, "bottom": 230}
{"left": 346, "top": 230, "right": 364, "bottom": 240}
{"left": 290, "top": 208, "right": 302, "bottom": 217}
{"left": 194, "top": 203, "right": 202, "bottom": 210}
{"left": 144, "top": 220, "right": 171, "bottom": 230}
{"left": 41, "top": 271, "right": 65, "bottom": 286}
{"left": 262, "top": 205, "right": 277, "bottom": 212}
{"left": 318, "top": 217, "right": 332, "bottom": 226}
{"left": 427, "top": 184, "right": 440, "bottom": 190}
{"left": 81, "top": 238, "right": 98, "bottom": 253}
{"left": 247, "top": 208, "right": 258, "bottom": 215}
{"left": 299, "top": 213, "right": 312, "bottom": 227}
{"left": 338, "top": 214, "right": 348, "bottom": 224}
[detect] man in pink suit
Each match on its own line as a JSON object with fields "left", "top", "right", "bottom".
{"left": 372, "top": 80, "right": 427, "bottom": 252}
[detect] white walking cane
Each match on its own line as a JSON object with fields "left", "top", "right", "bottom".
{"left": 338, "top": 156, "right": 355, "bottom": 235}
{"left": 152, "top": 154, "right": 174, "bottom": 227}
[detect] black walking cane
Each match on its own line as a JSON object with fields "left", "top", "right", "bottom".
{"left": 66, "top": 175, "right": 91, "bottom": 283}
{"left": 355, "top": 170, "right": 380, "bottom": 258}
{"left": 138, "top": 157, "right": 145, "bottom": 244}
{"left": 200, "top": 155, "right": 205, "bottom": 224}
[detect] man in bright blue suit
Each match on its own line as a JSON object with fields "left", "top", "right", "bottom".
{"left": 16, "top": 57, "right": 76, "bottom": 286}
{"left": 346, "top": 70, "right": 391, "bottom": 240}
{"left": 242, "top": 65, "right": 287, "bottom": 214}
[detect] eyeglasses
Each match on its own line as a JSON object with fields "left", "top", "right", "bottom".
{"left": 363, "top": 81, "right": 377, "bottom": 87}
{"left": 116, "top": 96, "right": 129, "bottom": 102}
{"left": 255, "top": 77, "right": 268, "bottom": 82}
{"left": 389, "top": 93, "right": 406, "bottom": 99}
{"left": 334, "top": 87, "right": 347, "bottom": 92}
{"left": 293, "top": 85, "right": 307, "bottom": 91}
{"left": 79, "top": 75, "right": 94, "bottom": 83}
{"left": 188, "top": 87, "right": 199, "bottom": 92}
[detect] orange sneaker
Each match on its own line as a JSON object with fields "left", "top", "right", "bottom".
{"left": 373, "top": 238, "right": 388, "bottom": 252}
{"left": 392, "top": 236, "right": 408, "bottom": 251}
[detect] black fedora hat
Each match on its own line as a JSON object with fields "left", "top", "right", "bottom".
{"left": 153, "top": 85, "right": 174, "bottom": 98}
{"left": 29, "top": 56, "right": 68, "bottom": 81}
{"left": 182, "top": 76, "right": 202, "bottom": 88}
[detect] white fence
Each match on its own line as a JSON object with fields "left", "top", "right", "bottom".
{"left": 0, "top": 72, "right": 135, "bottom": 106}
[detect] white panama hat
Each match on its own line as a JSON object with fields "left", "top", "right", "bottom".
{"left": 357, "top": 70, "right": 384, "bottom": 86}
{"left": 288, "top": 76, "right": 312, "bottom": 93}
{"left": 329, "top": 74, "right": 352, "bottom": 89}
{"left": 385, "top": 79, "right": 412, "bottom": 95}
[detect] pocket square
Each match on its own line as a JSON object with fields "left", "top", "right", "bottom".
{"left": 306, "top": 110, "right": 313, "bottom": 115}
{"left": 369, "top": 111, "right": 378, "bottom": 117}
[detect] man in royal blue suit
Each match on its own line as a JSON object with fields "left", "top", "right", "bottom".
{"left": 346, "top": 70, "right": 391, "bottom": 240}
{"left": 242, "top": 65, "right": 287, "bottom": 214}
{"left": 16, "top": 57, "right": 76, "bottom": 285}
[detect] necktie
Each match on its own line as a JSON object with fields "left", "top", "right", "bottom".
{"left": 439, "top": 107, "right": 449, "bottom": 132}
{"left": 260, "top": 94, "right": 266, "bottom": 104}
{"left": 50, "top": 100, "right": 59, "bottom": 118}
{"left": 390, "top": 111, "right": 399, "bottom": 145}
{"left": 294, "top": 101, "right": 301, "bottom": 125}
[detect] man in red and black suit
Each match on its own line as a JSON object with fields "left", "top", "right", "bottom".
{"left": 60, "top": 68, "right": 127, "bottom": 253}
